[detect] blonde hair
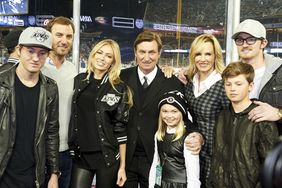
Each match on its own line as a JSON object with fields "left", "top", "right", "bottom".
{"left": 156, "top": 106, "right": 186, "bottom": 142}
{"left": 186, "top": 34, "right": 225, "bottom": 81}
{"left": 87, "top": 39, "right": 133, "bottom": 107}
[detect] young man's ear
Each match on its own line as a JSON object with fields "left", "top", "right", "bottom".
{"left": 261, "top": 39, "right": 268, "bottom": 49}
{"left": 249, "top": 82, "right": 254, "bottom": 93}
{"left": 16, "top": 45, "right": 21, "bottom": 57}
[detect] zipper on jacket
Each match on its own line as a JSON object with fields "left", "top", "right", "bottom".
{"left": 229, "top": 116, "right": 238, "bottom": 179}
{"left": 35, "top": 180, "right": 40, "bottom": 188}
{"left": 35, "top": 114, "right": 48, "bottom": 187}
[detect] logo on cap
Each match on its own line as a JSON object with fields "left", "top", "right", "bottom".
{"left": 167, "top": 96, "right": 175, "bottom": 103}
{"left": 31, "top": 30, "right": 50, "bottom": 43}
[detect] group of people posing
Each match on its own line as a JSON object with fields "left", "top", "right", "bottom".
{"left": 0, "top": 16, "right": 281, "bottom": 188}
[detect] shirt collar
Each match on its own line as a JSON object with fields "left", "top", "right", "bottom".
{"left": 193, "top": 70, "right": 221, "bottom": 89}
{"left": 166, "top": 127, "right": 176, "bottom": 134}
{"left": 46, "top": 57, "right": 67, "bottom": 66}
{"left": 137, "top": 66, "right": 158, "bottom": 85}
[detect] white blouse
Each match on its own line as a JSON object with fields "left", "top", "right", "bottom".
{"left": 192, "top": 70, "right": 222, "bottom": 98}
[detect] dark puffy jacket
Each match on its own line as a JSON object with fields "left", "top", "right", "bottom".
{"left": 0, "top": 65, "right": 60, "bottom": 187}
{"left": 209, "top": 103, "right": 278, "bottom": 188}
{"left": 68, "top": 72, "right": 130, "bottom": 167}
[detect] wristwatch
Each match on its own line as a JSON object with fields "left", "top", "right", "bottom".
{"left": 278, "top": 108, "right": 282, "bottom": 119}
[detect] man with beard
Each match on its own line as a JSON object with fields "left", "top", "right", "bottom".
{"left": 41, "top": 16, "right": 77, "bottom": 188}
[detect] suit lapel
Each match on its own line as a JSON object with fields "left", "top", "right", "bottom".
{"left": 126, "top": 68, "right": 141, "bottom": 108}
{"left": 141, "top": 69, "right": 165, "bottom": 109}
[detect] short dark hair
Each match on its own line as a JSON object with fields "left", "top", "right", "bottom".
{"left": 134, "top": 31, "right": 162, "bottom": 52}
{"left": 46, "top": 16, "right": 75, "bottom": 34}
{"left": 222, "top": 61, "right": 254, "bottom": 83}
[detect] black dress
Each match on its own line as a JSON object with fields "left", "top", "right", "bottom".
{"left": 157, "top": 132, "right": 188, "bottom": 188}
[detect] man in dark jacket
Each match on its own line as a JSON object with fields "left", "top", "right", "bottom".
{"left": 0, "top": 27, "right": 60, "bottom": 188}
{"left": 232, "top": 19, "right": 282, "bottom": 134}
{"left": 121, "top": 31, "right": 203, "bottom": 188}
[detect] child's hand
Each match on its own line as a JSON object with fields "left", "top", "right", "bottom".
{"left": 185, "top": 132, "right": 204, "bottom": 155}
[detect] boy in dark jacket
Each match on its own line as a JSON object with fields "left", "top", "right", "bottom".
{"left": 209, "top": 62, "right": 278, "bottom": 188}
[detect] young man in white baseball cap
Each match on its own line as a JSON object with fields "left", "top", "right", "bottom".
{"left": 232, "top": 19, "right": 282, "bottom": 134}
{"left": 0, "top": 27, "right": 60, "bottom": 188}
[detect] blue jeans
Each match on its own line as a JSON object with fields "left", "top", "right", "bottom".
{"left": 59, "top": 150, "right": 72, "bottom": 188}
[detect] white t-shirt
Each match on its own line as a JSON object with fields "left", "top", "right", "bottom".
{"left": 250, "top": 66, "right": 266, "bottom": 99}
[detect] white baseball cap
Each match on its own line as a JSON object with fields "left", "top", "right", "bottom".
{"left": 232, "top": 19, "right": 266, "bottom": 39}
{"left": 18, "top": 27, "right": 52, "bottom": 50}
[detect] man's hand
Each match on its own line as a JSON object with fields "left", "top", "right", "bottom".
{"left": 161, "top": 66, "right": 188, "bottom": 84}
{"left": 47, "top": 174, "right": 59, "bottom": 188}
{"left": 161, "top": 66, "right": 175, "bottom": 78}
{"left": 185, "top": 132, "right": 204, "bottom": 155}
{"left": 248, "top": 101, "right": 281, "bottom": 122}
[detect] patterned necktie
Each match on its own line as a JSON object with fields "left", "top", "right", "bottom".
{"left": 143, "top": 76, "right": 149, "bottom": 89}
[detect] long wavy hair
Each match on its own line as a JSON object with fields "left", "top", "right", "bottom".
{"left": 186, "top": 34, "right": 225, "bottom": 81}
{"left": 87, "top": 39, "right": 133, "bottom": 107}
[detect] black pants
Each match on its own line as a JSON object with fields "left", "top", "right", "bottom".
{"left": 70, "top": 162, "right": 119, "bottom": 188}
{"left": 124, "top": 156, "right": 151, "bottom": 188}
{"left": 44, "top": 150, "right": 72, "bottom": 188}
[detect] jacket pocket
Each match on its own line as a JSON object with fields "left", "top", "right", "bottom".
{"left": 270, "top": 84, "right": 282, "bottom": 106}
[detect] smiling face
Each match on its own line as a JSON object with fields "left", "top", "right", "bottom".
{"left": 224, "top": 74, "right": 253, "bottom": 104}
{"left": 92, "top": 44, "right": 114, "bottom": 75}
{"left": 160, "top": 104, "right": 182, "bottom": 129}
{"left": 194, "top": 41, "right": 215, "bottom": 78}
{"left": 235, "top": 32, "right": 267, "bottom": 62}
{"left": 50, "top": 23, "right": 74, "bottom": 57}
{"left": 135, "top": 40, "right": 160, "bottom": 75}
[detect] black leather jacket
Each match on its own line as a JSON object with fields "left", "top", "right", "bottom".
{"left": 209, "top": 103, "right": 278, "bottom": 188}
{"left": 0, "top": 65, "right": 60, "bottom": 187}
{"left": 68, "top": 73, "right": 130, "bottom": 167}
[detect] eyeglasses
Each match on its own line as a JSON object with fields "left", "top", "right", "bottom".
{"left": 234, "top": 37, "right": 261, "bottom": 46}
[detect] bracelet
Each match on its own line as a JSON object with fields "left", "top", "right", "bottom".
{"left": 278, "top": 108, "right": 282, "bottom": 119}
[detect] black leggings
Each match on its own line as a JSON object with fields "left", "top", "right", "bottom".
{"left": 70, "top": 162, "right": 119, "bottom": 188}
